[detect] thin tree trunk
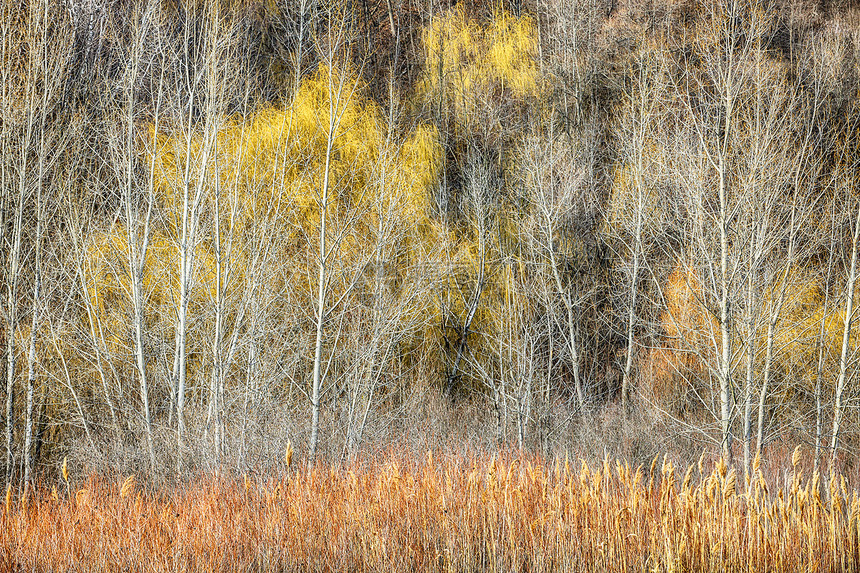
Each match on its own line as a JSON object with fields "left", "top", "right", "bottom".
{"left": 445, "top": 249, "right": 485, "bottom": 398}
{"left": 813, "top": 268, "right": 832, "bottom": 478}
{"left": 812, "top": 206, "right": 837, "bottom": 480}
{"left": 755, "top": 206, "right": 797, "bottom": 462}
{"left": 5, "top": 89, "right": 31, "bottom": 487}
{"left": 128, "top": 68, "right": 161, "bottom": 475}
{"left": 22, "top": 183, "right": 42, "bottom": 490}
{"left": 74, "top": 249, "right": 120, "bottom": 438}
{"left": 622, "top": 168, "right": 644, "bottom": 417}
{"left": 23, "top": 0, "right": 54, "bottom": 488}
{"left": 742, "top": 253, "right": 756, "bottom": 482}
{"left": 549, "top": 242, "right": 584, "bottom": 411}
{"left": 384, "top": 0, "right": 396, "bottom": 36}
{"left": 309, "top": 99, "right": 337, "bottom": 464}
{"left": 829, "top": 200, "right": 860, "bottom": 476}
{"left": 715, "top": 44, "right": 736, "bottom": 463}
{"left": 209, "top": 147, "right": 225, "bottom": 465}
{"left": 175, "top": 95, "right": 214, "bottom": 476}
{"left": 176, "top": 157, "right": 192, "bottom": 475}
{"left": 718, "top": 155, "right": 733, "bottom": 464}
{"left": 47, "top": 309, "right": 94, "bottom": 450}
{"left": 5, "top": 170, "right": 24, "bottom": 485}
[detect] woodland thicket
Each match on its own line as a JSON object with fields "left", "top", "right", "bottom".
{"left": 3, "top": 0, "right": 860, "bottom": 485}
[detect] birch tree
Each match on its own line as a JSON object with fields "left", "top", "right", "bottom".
{"left": 169, "top": 4, "right": 227, "bottom": 475}
{"left": 1, "top": 0, "right": 74, "bottom": 486}
{"left": 830, "top": 151, "right": 860, "bottom": 477}
{"left": 606, "top": 46, "right": 669, "bottom": 418}
{"left": 667, "top": 0, "right": 770, "bottom": 462}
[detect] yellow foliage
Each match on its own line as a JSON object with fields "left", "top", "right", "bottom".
{"left": 774, "top": 267, "right": 860, "bottom": 384}
{"left": 392, "top": 124, "right": 443, "bottom": 224}
{"left": 151, "top": 65, "right": 386, "bottom": 231}
{"left": 80, "top": 66, "right": 444, "bottom": 397}
{"left": 604, "top": 147, "right": 667, "bottom": 237}
{"left": 655, "top": 262, "right": 860, "bottom": 398}
{"left": 149, "top": 130, "right": 206, "bottom": 229}
{"left": 83, "top": 228, "right": 215, "bottom": 329}
{"left": 660, "top": 263, "right": 717, "bottom": 356}
{"left": 421, "top": 9, "right": 542, "bottom": 118}
{"left": 486, "top": 11, "right": 541, "bottom": 97}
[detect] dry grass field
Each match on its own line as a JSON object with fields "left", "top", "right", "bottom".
{"left": 2, "top": 448, "right": 858, "bottom": 572}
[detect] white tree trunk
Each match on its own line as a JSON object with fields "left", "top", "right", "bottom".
{"left": 22, "top": 183, "right": 42, "bottom": 490}
{"left": 830, "top": 200, "right": 860, "bottom": 475}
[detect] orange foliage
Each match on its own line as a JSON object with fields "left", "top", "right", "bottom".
{"left": 642, "top": 263, "right": 712, "bottom": 403}
{"left": 660, "top": 263, "right": 718, "bottom": 345}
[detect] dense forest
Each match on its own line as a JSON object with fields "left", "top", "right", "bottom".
{"left": 3, "top": 0, "right": 860, "bottom": 486}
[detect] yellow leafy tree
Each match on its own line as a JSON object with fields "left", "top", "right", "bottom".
{"left": 81, "top": 64, "right": 444, "bottom": 441}
{"left": 419, "top": 9, "right": 547, "bottom": 399}
{"left": 421, "top": 8, "right": 543, "bottom": 119}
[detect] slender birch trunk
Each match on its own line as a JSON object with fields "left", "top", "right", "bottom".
{"left": 742, "top": 246, "right": 756, "bottom": 481}
{"left": 807, "top": 69, "right": 831, "bottom": 483}
{"left": 717, "top": 145, "right": 734, "bottom": 464}
{"left": 548, "top": 240, "right": 584, "bottom": 411}
{"left": 126, "top": 53, "right": 163, "bottom": 475}
{"left": 813, "top": 229, "right": 835, "bottom": 479}
{"left": 829, "top": 199, "right": 860, "bottom": 476}
{"left": 309, "top": 58, "right": 349, "bottom": 462}
{"left": 755, "top": 207, "right": 796, "bottom": 461}
{"left": 209, "top": 163, "right": 225, "bottom": 464}
{"left": 308, "top": 132, "right": 331, "bottom": 462}
{"left": 622, "top": 167, "right": 643, "bottom": 418}
{"left": 22, "top": 165, "right": 42, "bottom": 491}
{"left": 4, "top": 176, "right": 23, "bottom": 483}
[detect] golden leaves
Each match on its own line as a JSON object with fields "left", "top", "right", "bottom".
{"left": 421, "top": 8, "right": 543, "bottom": 109}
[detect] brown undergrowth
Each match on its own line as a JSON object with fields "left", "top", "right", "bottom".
{"left": 2, "top": 448, "right": 858, "bottom": 572}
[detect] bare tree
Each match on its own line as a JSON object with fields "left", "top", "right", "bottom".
{"left": 439, "top": 151, "right": 491, "bottom": 402}
{"left": 1, "top": 0, "right": 74, "bottom": 486}
{"left": 167, "top": 3, "right": 229, "bottom": 476}
{"left": 520, "top": 129, "right": 591, "bottom": 413}
{"left": 100, "top": 2, "right": 166, "bottom": 475}
{"left": 607, "top": 46, "right": 670, "bottom": 418}
{"left": 342, "top": 93, "right": 438, "bottom": 458}
{"left": 830, "top": 149, "right": 860, "bottom": 477}
{"left": 666, "top": 0, "right": 778, "bottom": 462}
{"left": 304, "top": 7, "right": 379, "bottom": 462}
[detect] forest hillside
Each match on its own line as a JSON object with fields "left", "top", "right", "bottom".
{"left": 2, "top": 0, "right": 860, "bottom": 485}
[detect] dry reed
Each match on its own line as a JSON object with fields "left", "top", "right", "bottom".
{"left": 2, "top": 450, "right": 858, "bottom": 572}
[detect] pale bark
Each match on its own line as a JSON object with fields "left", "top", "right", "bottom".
{"left": 830, "top": 199, "right": 860, "bottom": 475}
{"left": 4, "top": 149, "right": 24, "bottom": 484}
{"left": 22, "top": 169, "right": 42, "bottom": 490}
{"left": 120, "top": 30, "right": 163, "bottom": 475}
{"left": 544, "top": 198, "right": 584, "bottom": 412}
{"left": 621, "top": 206, "right": 641, "bottom": 417}
{"left": 617, "top": 53, "right": 662, "bottom": 419}
{"left": 742, "top": 257, "right": 756, "bottom": 480}
{"left": 309, "top": 51, "right": 354, "bottom": 462}
{"left": 754, "top": 206, "right": 796, "bottom": 461}
{"left": 717, "top": 115, "right": 733, "bottom": 464}
{"left": 444, "top": 239, "right": 486, "bottom": 399}
{"left": 813, "top": 224, "right": 835, "bottom": 479}
{"left": 208, "top": 150, "right": 226, "bottom": 464}
{"left": 70, "top": 220, "right": 120, "bottom": 438}
{"left": 308, "top": 115, "right": 334, "bottom": 464}
{"left": 175, "top": 6, "right": 222, "bottom": 473}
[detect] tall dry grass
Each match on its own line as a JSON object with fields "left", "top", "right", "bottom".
{"left": 3, "top": 449, "right": 858, "bottom": 572}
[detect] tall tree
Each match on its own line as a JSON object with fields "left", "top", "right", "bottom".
{"left": 1, "top": 0, "right": 74, "bottom": 486}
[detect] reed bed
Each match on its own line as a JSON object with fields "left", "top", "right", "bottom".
{"left": 2, "top": 449, "right": 858, "bottom": 572}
